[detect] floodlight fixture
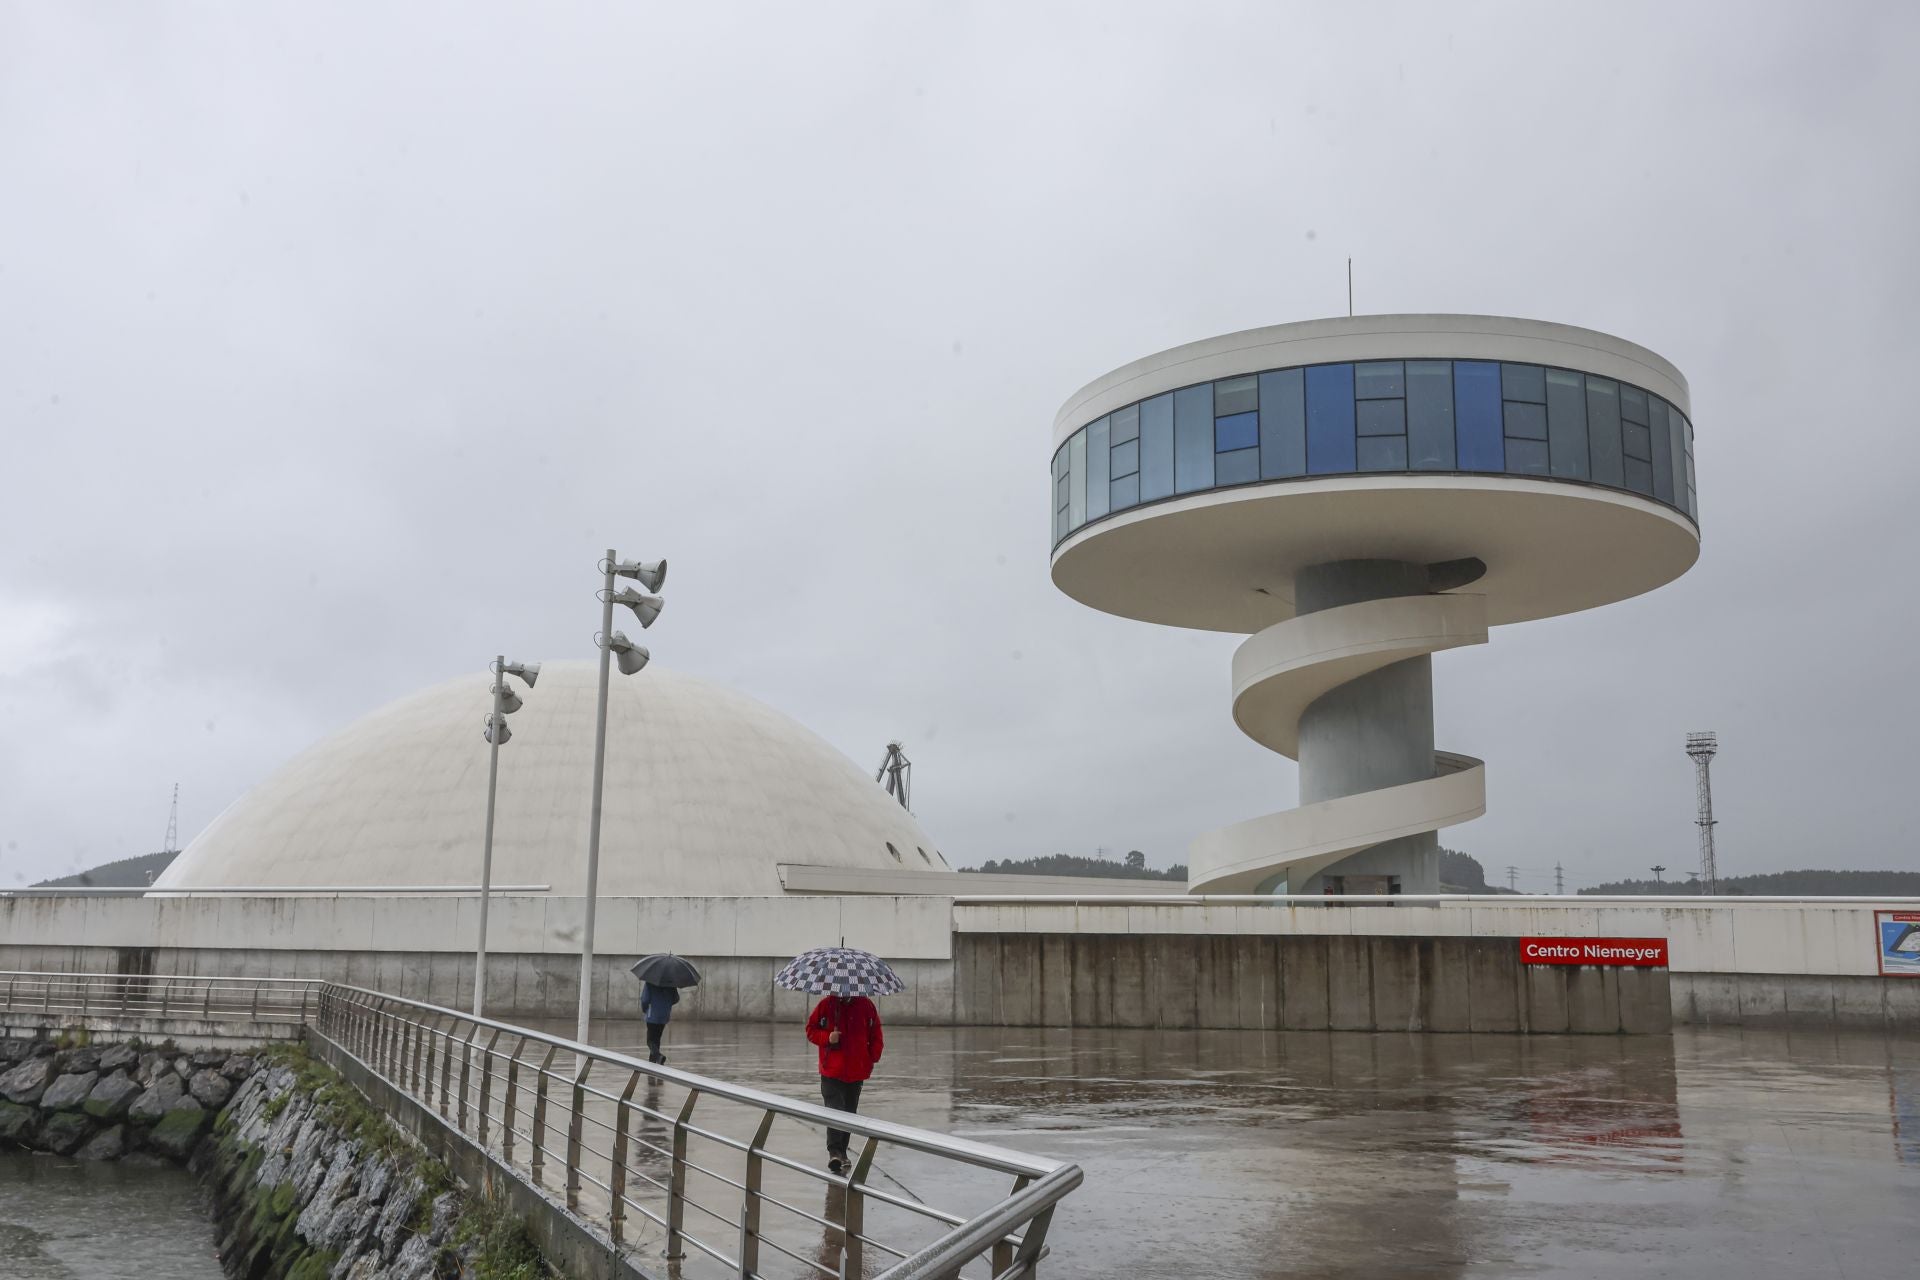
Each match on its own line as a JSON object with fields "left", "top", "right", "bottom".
{"left": 492, "top": 683, "right": 524, "bottom": 714}
{"left": 501, "top": 660, "right": 540, "bottom": 687}
{"left": 613, "top": 558, "right": 667, "bottom": 593}
{"left": 482, "top": 711, "right": 511, "bottom": 745}
{"left": 607, "top": 630, "right": 651, "bottom": 675}
{"left": 610, "top": 587, "right": 664, "bottom": 629}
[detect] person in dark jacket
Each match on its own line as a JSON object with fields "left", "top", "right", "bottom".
{"left": 640, "top": 981, "right": 679, "bottom": 1064}
{"left": 805, "top": 993, "right": 884, "bottom": 1173}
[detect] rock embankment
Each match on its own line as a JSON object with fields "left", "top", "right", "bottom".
{"left": 0, "top": 1036, "right": 253, "bottom": 1162}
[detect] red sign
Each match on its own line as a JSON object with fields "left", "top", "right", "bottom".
{"left": 1520, "top": 937, "right": 1668, "bottom": 967}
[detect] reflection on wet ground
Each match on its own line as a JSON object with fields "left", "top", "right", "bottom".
{"left": 0, "top": 1153, "right": 222, "bottom": 1279}
{"left": 582, "top": 1018, "right": 1920, "bottom": 1278}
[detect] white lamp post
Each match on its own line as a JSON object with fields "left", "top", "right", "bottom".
{"left": 476, "top": 656, "right": 539, "bottom": 1017}
{"left": 577, "top": 550, "right": 666, "bottom": 1048}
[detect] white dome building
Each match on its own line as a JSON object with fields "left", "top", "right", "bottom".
{"left": 153, "top": 663, "right": 951, "bottom": 895}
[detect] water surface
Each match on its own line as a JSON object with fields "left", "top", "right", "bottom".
{"left": 0, "top": 1153, "right": 223, "bottom": 1280}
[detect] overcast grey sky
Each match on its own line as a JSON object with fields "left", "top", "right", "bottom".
{"left": 5, "top": 3, "right": 1918, "bottom": 892}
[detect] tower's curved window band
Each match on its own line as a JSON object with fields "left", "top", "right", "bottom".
{"left": 1052, "top": 360, "right": 1697, "bottom": 547}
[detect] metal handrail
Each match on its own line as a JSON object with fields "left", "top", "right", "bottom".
{"left": 0, "top": 885, "right": 551, "bottom": 897}
{"left": 952, "top": 892, "right": 1920, "bottom": 905}
{"left": 0, "top": 971, "right": 1081, "bottom": 1276}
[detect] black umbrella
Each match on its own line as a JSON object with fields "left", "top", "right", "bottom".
{"left": 629, "top": 953, "right": 701, "bottom": 987}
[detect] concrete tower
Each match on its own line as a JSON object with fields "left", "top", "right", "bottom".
{"left": 1049, "top": 315, "right": 1700, "bottom": 896}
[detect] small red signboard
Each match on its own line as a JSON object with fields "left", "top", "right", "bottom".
{"left": 1520, "top": 938, "right": 1668, "bottom": 967}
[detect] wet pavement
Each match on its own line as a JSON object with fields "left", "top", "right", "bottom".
{"left": 585, "top": 1018, "right": 1920, "bottom": 1278}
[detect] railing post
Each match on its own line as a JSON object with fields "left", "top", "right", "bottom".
{"left": 1010, "top": 1200, "right": 1060, "bottom": 1277}
{"left": 80, "top": 978, "right": 90, "bottom": 1016}
{"left": 666, "top": 1089, "right": 698, "bottom": 1260}
{"left": 250, "top": 980, "right": 260, "bottom": 1020}
{"left": 477, "top": 1028, "right": 502, "bottom": 1146}
{"left": 993, "top": 1174, "right": 1033, "bottom": 1277}
{"left": 458, "top": 1023, "right": 480, "bottom": 1133}
{"left": 201, "top": 980, "right": 211, "bottom": 1018}
{"left": 409, "top": 1019, "right": 423, "bottom": 1096}
{"left": 158, "top": 976, "right": 170, "bottom": 1018}
{"left": 739, "top": 1109, "right": 777, "bottom": 1279}
{"left": 609, "top": 1070, "right": 640, "bottom": 1244}
{"left": 845, "top": 1134, "right": 879, "bottom": 1277}
{"left": 439, "top": 1017, "right": 455, "bottom": 1118}
{"left": 529, "top": 1043, "right": 558, "bottom": 1187}
{"left": 502, "top": 1038, "right": 527, "bottom": 1164}
{"left": 565, "top": 1055, "right": 591, "bottom": 1211}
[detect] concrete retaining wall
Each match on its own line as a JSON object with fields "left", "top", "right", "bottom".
{"left": 953, "top": 933, "right": 1672, "bottom": 1034}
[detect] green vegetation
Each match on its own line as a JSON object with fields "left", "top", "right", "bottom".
{"left": 33, "top": 849, "right": 179, "bottom": 888}
{"left": 454, "top": 1202, "right": 549, "bottom": 1280}
{"left": 1579, "top": 869, "right": 1920, "bottom": 896}
{"left": 961, "top": 852, "right": 1187, "bottom": 881}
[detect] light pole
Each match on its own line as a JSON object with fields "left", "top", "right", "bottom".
{"left": 476, "top": 656, "right": 540, "bottom": 1017}
{"left": 577, "top": 550, "right": 667, "bottom": 1049}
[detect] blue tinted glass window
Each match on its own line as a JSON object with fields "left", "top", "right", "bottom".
{"left": 1357, "top": 399, "right": 1405, "bottom": 436}
{"left": 1545, "top": 369, "right": 1590, "bottom": 480}
{"left": 1622, "top": 421, "right": 1652, "bottom": 461}
{"left": 1453, "top": 361, "right": 1503, "bottom": 471}
{"left": 1620, "top": 385, "right": 1649, "bottom": 424}
{"left": 1504, "top": 402, "right": 1547, "bottom": 439}
{"left": 1502, "top": 363, "right": 1546, "bottom": 402}
{"left": 1354, "top": 361, "right": 1404, "bottom": 398}
{"left": 1110, "top": 472, "right": 1139, "bottom": 511}
{"left": 1650, "top": 400, "right": 1675, "bottom": 504}
{"left": 1215, "top": 411, "right": 1258, "bottom": 452}
{"left": 1215, "top": 446, "right": 1259, "bottom": 485}
{"left": 1174, "top": 384, "right": 1214, "bottom": 493}
{"left": 1067, "top": 430, "right": 1087, "bottom": 530}
{"left": 1087, "top": 417, "right": 1110, "bottom": 520}
{"left": 1357, "top": 435, "right": 1408, "bottom": 471}
{"left": 1214, "top": 375, "right": 1257, "bottom": 415}
{"left": 1506, "top": 438, "right": 1550, "bottom": 475}
{"left": 1258, "top": 369, "right": 1306, "bottom": 478}
{"left": 1305, "top": 364, "right": 1357, "bottom": 474}
{"left": 1623, "top": 456, "right": 1653, "bottom": 495}
{"left": 1140, "top": 394, "right": 1174, "bottom": 500}
{"left": 1111, "top": 437, "right": 1139, "bottom": 478}
{"left": 1110, "top": 403, "right": 1140, "bottom": 445}
{"left": 1585, "top": 376, "right": 1622, "bottom": 487}
{"left": 1406, "top": 360, "right": 1454, "bottom": 470}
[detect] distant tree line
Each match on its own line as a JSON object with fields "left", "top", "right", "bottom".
{"left": 1579, "top": 869, "right": 1920, "bottom": 897}
{"left": 960, "top": 852, "right": 1187, "bottom": 881}
{"left": 33, "top": 849, "right": 179, "bottom": 888}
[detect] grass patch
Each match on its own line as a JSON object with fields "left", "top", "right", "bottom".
{"left": 454, "top": 1198, "right": 550, "bottom": 1280}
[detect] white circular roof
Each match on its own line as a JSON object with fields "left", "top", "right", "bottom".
{"left": 154, "top": 663, "right": 950, "bottom": 894}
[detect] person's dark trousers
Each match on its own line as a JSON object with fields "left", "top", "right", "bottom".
{"left": 819, "top": 1076, "right": 864, "bottom": 1158}
{"left": 645, "top": 1021, "right": 665, "bottom": 1063}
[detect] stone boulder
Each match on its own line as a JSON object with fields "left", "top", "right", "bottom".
{"left": 0, "top": 1039, "right": 30, "bottom": 1064}
{"left": 128, "top": 1072, "right": 185, "bottom": 1123}
{"left": 97, "top": 1044, "right": 138, "bottom": 1074}
{"left": 188, "top": 1068, "right": 232, "bottom": 1110}
{"left": 65, "top": 1048, "right": 101, "bottom": 1074}
{"left": 77, "top": 1124, "right": 125, "bottom": 1161}
{"left": 38, "top": 1070, "right": 99, "bottom": 1112}
{"left": 374, "top": 1182, "right": 420, "bottom": 1259}
{"left": 191, "top": 1049, "right": 227, "bottom": 1069}
{"left": 38, "top": 1111, "right": 92, "bottom": 1156}
{"left": 0, "top": 1101, "right": 39, "bottom": 1147}
{"left": 0, "top": 1056, "right": 55, "bottom": 1104}
{"left": 172, "top": 1055, "right": 192, "bottom": 1078}
{"left": 83, "top": 1070, "right": 141, "bottom": 1121}
{"left": 148, "top": 1099, "right": 207, "bottom": 1160}
{"left": 220, "top": 1053, "right": 257, "bottom": 1081}
{"left": 135, "top": 1051, "right": 165, "bottom": 1085}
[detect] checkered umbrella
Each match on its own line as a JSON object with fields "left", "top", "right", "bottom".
{"left": 775, "top": 946, "right": 906, "bottom": 997}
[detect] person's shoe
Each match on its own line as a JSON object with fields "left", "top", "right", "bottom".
{"left": 828, "top": 1155, "right": 846, "bottom": 1174}
{"left": 648, "top": 1051, "right": 665, "bottom": 1065}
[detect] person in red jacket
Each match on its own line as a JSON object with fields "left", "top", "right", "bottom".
{"left": 805, "top": 992, "right": 884, "bottom": 1172}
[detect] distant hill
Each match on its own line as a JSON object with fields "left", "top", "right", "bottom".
{"left": 1579, "top": 869, "right": 1920, "bottom": 897}
{"left": 1440, "top": 848, "right": 1519, "bottom": 894}
{"left": 33, "top": 849, "right": 179, "bottom": 888}
{"left": 960, "top": 853, "right": 1187, "bottom": 882}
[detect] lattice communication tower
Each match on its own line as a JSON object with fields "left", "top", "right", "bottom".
{"left": 1684, "top": 733, "right": 1718, "bottom": 895}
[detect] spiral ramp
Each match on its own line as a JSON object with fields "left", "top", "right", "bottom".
{"left": 1188, "top": 592, "right": 1490, "bottom": 895}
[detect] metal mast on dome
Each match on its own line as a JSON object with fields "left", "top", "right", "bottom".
{"left": 876, "top": 742, "right": 911, "bottom": 810}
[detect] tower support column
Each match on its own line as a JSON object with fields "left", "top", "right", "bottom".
{"left": 1289, "top": 559, "right": 1440, "bottom": 895}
